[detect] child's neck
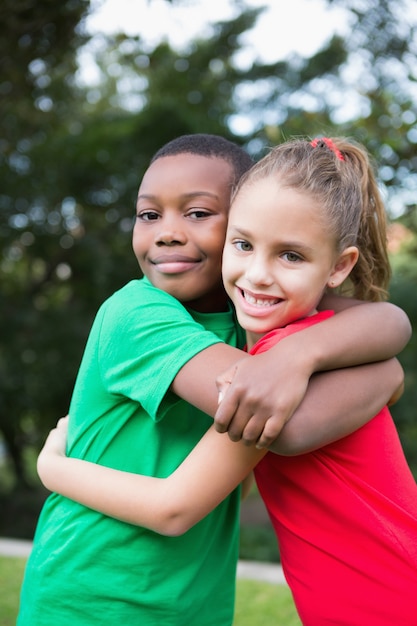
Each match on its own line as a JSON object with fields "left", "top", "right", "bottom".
{"left": 246, "top": 331, "right": 264, "bottom": 351}
{"left": 185, "top": 294, "right": 230, "bottom": 314}
{"left": 246, "top": 308, "right": 320, "bottom": 350}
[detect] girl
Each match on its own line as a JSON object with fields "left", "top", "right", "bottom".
{"left": 38, "top": 137, "right": 416, "bottom": 625}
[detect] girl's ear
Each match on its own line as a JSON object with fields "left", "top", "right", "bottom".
{"left": 327, "top": 246, "right": 359, "bottom": 288}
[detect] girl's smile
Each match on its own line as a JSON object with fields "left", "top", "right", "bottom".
{"left": 237, "top": 287, "right": 283, "bottom": 315}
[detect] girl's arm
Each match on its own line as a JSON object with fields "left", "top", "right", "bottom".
{"left": 37, "top": 418, "right": 265, "bottom": 536}
{"left": 210, "top": 300, "right": 410, "bottom": 448}
{"left": 38, "top": 360, "right": 402, "bottom": 534}
{"left": 38, "top": 299, "right": 408, "bottom": 534}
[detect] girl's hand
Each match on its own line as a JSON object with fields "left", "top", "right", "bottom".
{"left": 37, "top": 416, "right": 70, "bottom": 487}
{"left": 43, "top": 416, "right": 69, "bottom": 455}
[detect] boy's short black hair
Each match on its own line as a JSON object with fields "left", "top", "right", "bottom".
{"left": 151, "top": 134, "right": 254, "bottom": 185}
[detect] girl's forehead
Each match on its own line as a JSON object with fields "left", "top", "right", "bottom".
{"left": 230, "top": 179, "right": 325, "bottom": 229}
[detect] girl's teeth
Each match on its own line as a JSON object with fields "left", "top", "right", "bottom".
{"left": 244, "top": 291, "right": 278, "bottom": 306}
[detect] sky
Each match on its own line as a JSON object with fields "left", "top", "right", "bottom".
{"left": 84, "top": 0, "right": 350, "bottom": 64}
{"left": 77, "top": 0, "right": 360, "bottom": 134}
{"left": 78, "top": 0, "right": 417, "bottom": 214}
{"left": 79, "top": 0, "right": 351, "bottom": 123}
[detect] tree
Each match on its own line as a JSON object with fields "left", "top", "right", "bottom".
{"left": 0, "top": 0, "right": 90, "bottom": 485}
{"left": 0, "top": 3, "right": 276, "bottom": 489}
{"left": 389, "top": 208, "right": 417, "bottom": 474}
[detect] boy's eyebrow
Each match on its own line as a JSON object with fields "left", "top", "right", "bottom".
{"left": 137, "top": 191, "right": 221, "bottom": 201}
{"left": 182, "top": 191, "right": 221, "bottom": 200}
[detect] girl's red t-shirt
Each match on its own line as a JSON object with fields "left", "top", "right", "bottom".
{"left": 251, "top": 311, "right": 417, "bottom": 625}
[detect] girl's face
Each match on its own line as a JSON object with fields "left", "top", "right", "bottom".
{"left": 222, "top": 178, "right": 347, "bottom": 346}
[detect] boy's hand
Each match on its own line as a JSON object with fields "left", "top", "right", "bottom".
{"left": 214, "top": 345, "right": 311, "bottom": 449}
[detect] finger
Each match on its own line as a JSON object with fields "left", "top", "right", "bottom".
{"left": 215, "top": 369, "right": 235, "bottom": 406}
{"left": 215, "top": 370, "right": 259, "bottom": 435}
{"left": 215, "top": 393, "right": 252, "bottom": 440}
{"left": 214, "top": 392, "right": 240, "bottom": 433}
{"left": 224, "top": 405, "right": 256, "bottom": 442}
{"left": 255, "top": 417, "right": 287, "bottom": 450}
{"left": 241, "top": 415, "right": 273, "bottom": 447}
{"left": 217, "top": 381, "right": 231, "bottom": 406}
{"left": 256, "top": 436, "right": 273, "bottom": 450}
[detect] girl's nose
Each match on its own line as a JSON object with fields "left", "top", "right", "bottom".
{"left": 245, "top": 255, "right": 273, "bottom": 286}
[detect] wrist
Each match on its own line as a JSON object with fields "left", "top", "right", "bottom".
{"left": 37, "top": 450, "right": 54, "bottom": 489}
{"left": 280, "top": 331, "right": 322, "bottom": 376}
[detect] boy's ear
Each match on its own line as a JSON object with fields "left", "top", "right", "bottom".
{"left": 327, "top": 246, "right": 359, "bottom": 288}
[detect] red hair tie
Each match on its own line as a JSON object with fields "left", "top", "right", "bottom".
{"left": 310, "top": 137, "right": 345, "bottom": 161}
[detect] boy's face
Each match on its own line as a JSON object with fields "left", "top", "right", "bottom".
{"left": 133, "top": 153, "right": 233, "bottom": 313}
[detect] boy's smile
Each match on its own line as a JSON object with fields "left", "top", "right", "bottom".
{"left": 133, "top": 153, "right": 233, "bottom": 313}
{"left": 150, "top": 253, "right": 201, "bottom": 273}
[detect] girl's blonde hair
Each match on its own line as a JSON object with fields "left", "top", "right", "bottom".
{"left": 233, "top": 137, "right": 391, "bottom": 301}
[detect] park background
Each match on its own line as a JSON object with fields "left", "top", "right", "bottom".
{"left": 1, "top": 0, "right": 416, "bottom": 565}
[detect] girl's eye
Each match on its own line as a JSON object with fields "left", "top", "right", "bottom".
{"left": 137, "top": 210, "right": 160, "bottom": 221}
{"left": 283, "top": 251, "right": 302, "bottom": 263}
{"left": 234, "top": 240, "right": 252, "bottom": 252}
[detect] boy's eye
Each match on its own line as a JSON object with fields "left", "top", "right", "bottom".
{"left": 234, "top": 240, "right": 252, "bottom": 252}
{"left": 187, "top": 209, "right": 212, "bottom": 219}
{"left": 137, "top": 210, "right": 160, "bottom": 221}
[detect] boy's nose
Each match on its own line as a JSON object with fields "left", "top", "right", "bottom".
{"left": 155, "top": 223, "right": 187, "bottom": 246}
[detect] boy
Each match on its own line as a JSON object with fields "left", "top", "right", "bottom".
{"left": 18, "top": 134, "right": 408, "bottom": 625}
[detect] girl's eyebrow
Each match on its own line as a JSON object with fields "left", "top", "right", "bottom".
{"left": 228, "top": 224, "right": 315, "bottom": 253}
{"left": 227, "top": 225, "right": 251, "bottom": 236}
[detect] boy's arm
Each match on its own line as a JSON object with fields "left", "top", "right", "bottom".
{"left": 37, "top": 299, "right": 407, "bottom": 532}
{"left": 37, "top": 418, "right": 265, "bottom": 536}
{"left": 174, "top": 300, "right": 410, "bottom": 449}
{"left": 35, "top": 361, "right": 401, "bottom": 534}
{"left": 270, "top": 357, "right": 403, "bottom": 454}
{"left": 37, "top": 359, "right": 402, "bottom": 533}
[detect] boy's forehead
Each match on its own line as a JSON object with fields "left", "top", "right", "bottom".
{"left": 139, "top": 154, "right": 234, "bottom": 194}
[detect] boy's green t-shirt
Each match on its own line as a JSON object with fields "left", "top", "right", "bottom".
{"left": 18, "top": 278, "right": 245, "bottom": 626}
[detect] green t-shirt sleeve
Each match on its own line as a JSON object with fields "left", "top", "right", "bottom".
{"left": 96, "top": 281, "right": 223, "bottom": 420}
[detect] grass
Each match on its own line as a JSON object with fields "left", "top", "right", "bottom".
{"left": 235, "top": 580, "right": 301, "bottom": 625}
{"left": 0, "top": 556, "right": 27, "bottom": 626}
{"left": 0, "top": 555, "right": 301, "bottom": 625}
